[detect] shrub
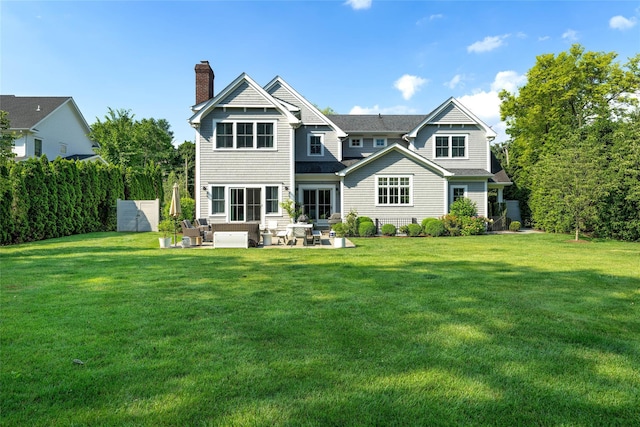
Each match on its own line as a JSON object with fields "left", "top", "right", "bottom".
{"left": 441, "top": 214, "right": 461, "bottom": 236}
{"left": 344, "top": 209, "right": 359, "bottom": 237}
{"left": 332, "top": 222, "right": 346, "bottom": 237}
{"left": 422, "top": 218, "right": 445, "bottom": 237}
{"left": 381, "top": 223, "right": 397, "bottom": 236}
{"left": 358, "top": 221, "right": 376, "bottom": 237}
{"left": 399, "top": 225, "right": 410, "bottom": 235}
{"left": 407, "top": 223, "right": 422, "bottom": 237}
{"left": 510, "top": 221, "right": 521, "bottom": 232}
{"left": 357, "top": 216, "right": 373, "bottom": 225}
{"left": 459, "top": 216, "right": 488, "bottom": 236}
{"left": 449, "top": 197, "right": 478, "bottom": 218}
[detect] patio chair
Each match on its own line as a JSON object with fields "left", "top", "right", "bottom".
{"left": 267, "top": 220, "right": 279, "bottom": 236}
{"left": 276, "top": 228, "right": 291, "bottom": 245}
{"left": 181, "top": 220, "right": 202, "bottom": 239}
{"left": 195, "top": 218, "right": 210, "bottom": 231}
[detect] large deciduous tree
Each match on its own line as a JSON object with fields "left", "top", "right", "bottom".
{"left": 89, "top": 108, "right": 175, "bottom": 172}
{"left": 499, "top": 44, "right": 640, "bottom": 240}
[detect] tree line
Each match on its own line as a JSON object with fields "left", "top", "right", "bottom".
{"left": 0, "top": 157, "right": 162, "bottom": 245}
{"left": 495, "top": 44, "right": 640, "bottom": 241}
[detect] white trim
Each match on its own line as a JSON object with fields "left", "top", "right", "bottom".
{"left": 407, "top": 97, "right": 497, "bottom": 140}
{"left": 307, "top": 132, "right": 324, "bottom": 157}
{"left": 433, "top": 134, "right": 469, "bottom": 160}
{"left": 449, "top": 185, "right": 468, "bottom": 211}
{"left": 205, "top": 183, "right": 283, "bottom": 224}
{"left": 189, "top": 73, "right": 300, "bottom": 127}
{"left": 443, "top": 180, "right": 449, "bottom": 215}
{"left": 263, "top": 76, "right": 348, "bottom": 138}
{"left": 375, "top": 174, "right": 414, "bottom": 207}
{"left": 297, "top": 184, "right": 337, "bottom": 221}
{"left": 373, "top": 137, "right": 387, "bottom": 148}
{"left": 338, "top": 143, "right": 452, "bottom": 177}
{"left": 349, "top": 137, "right": 362, "bottom": 148}
{"left": 212, "top": 119, "right": 278, "bottom": 151}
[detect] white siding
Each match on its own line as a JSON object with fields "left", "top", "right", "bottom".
{"left": 22, "top": 102, "right": 95, "bottom": 159}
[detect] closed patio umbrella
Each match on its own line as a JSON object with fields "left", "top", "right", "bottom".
{"left": 169, "top": 183, "right": 181, "bottom": 246}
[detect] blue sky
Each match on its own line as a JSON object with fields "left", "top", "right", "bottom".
{"left": 2, "top": 1, "right": 638, "bottom": 145}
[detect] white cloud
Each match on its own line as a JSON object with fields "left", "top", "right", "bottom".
{"left": 394, "top": 74, "right": 428, "bottom": 100}
{"left": 609, "top": 15, "right": 637, "bottom": 30}
{"left": 562, "top": 29, "right": 579, "bottom": 41}
{"left": 445, "top": 74, "right": 464, "bottom": 90}
{"left": 538, "top": 35, "right": 551, "bottom": 42}
{"left": 467, "top": 35, "right": 509, "bottom": 53}
{"left": 491, "top": 70, "right": 527, "bottom": 94}
{"left": 458, "top": 70, "right": 527, "bottom": 143}
{"left": 345, "top": 0, "right": 372, "bottom": 10}
{"left": 349, "top": 105, "right": 419, "bottom": 115}
{"left": 416, "top": 14, "right": 443, "bottom": 25}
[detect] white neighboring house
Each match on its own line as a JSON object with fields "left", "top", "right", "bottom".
{"left": 1, "top": 95, "right": 104, "bottom": 162}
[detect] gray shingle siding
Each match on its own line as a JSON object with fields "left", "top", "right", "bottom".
{"left": 343, "top": 150, "right": 446, "bottom": 220}
{"left": 221, "top": 82, "right": 272, "bottom": 106}
{"left": 414, "top": 125, "right": 488, "bottom": 170}
{"left": 198, "top": 107, "right": 293, "bottom": 216}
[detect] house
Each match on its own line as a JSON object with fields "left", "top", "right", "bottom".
{"left": 188, "top": 61, "right": 511, "bottom": 229}
{"left": 0, "top": 95, "right": 103, "bottom": 162}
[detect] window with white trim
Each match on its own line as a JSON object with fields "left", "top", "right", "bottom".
{"left": 373, "top": 137, "right": 387, "bottom": 148}
{"left": 265, "top": 186, "right": 279, "bottom": 214}
{"left": 215, "top": 121, "right": 276, "bottom": 149}
{"left": 435, "top": 135, "right": 467, "bottom": 158}
{"left": 236, "top": 122, "right": 253, "bottom": 148}
{"left": 211, "top": 186, "right": 225, "bottom": 214}
{"left": 377, "top": 175, "right": 412, "bottom": 205}
{"left": 451, "top": 186, "right": 467, "bottom": 203}
{"left": 308, "top": 134, "right": 324, "bottom": 156}
{"left": 209, "top": 185, "right": 280, "bottom": 219}
{"left": 349, "top": 138, "right": 362, "bottom": 148}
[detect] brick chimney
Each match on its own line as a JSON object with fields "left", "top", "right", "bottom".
{"left": 195, "top": 60, "right": 214, "bottom": 104}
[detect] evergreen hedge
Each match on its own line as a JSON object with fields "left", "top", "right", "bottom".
{"left": 0, "top": 157, "right": 162, "bottom": 245}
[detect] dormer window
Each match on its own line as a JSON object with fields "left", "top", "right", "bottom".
{"left": 349, "top": 138, "right": 362, "bottom": 148}
{"left": 373, "top": 137, "right": 387, "bottom": 148}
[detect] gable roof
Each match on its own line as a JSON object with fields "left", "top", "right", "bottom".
{"left": 188, "top": 73, "right": 301, "bottom": 127}
{"left": 0, "top": 95, "right": 91, "bottom": 132}
{"left": 264, "top": 76, "right": 347, "bottom": 138}
{"left": 328, "top": 115, "right": 426, "bottom": 134}
{"left": 406, "top": 97, "right": 497, "bottom": 139}
{"left": 337, "top": 143, "right": 453, "bottom": 177}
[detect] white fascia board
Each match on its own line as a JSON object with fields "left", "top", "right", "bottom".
{"left": 337, "top": 143, "right": 453, "bottom": 177}
{"left": 407, "top": 97, "right": 497, "bottom": 139}
{"left": 264, "top": 76, "right": 348, "bottom": 138}
{"left": 188, "top": 73, "right": 301, "bottom": 127}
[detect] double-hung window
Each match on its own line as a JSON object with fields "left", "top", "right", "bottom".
{"left": 265, "top": 186, "right": 279, "bottom": 214}
{"left": 215, "top": 121, "right": 275, "bottom": 149}
{"left": 377, "top": 176, "right": 412, "bottom": 206}
{"left": 211, "top": 186, "right": 225, "bottom": 214}
{"left": 216, "top": 123, "right": 233, "bottom": 148}
{"left": 308, "top": 134, "right": 324, "bottom": 156}
{"left": 435, "top": 135, "right": 467, "bottom": 158}
{"left": 257, "top": 123, "right": 274, "bottom": 148}
{"left": 236, "top": 123, "right": 253, "bottom": 148}
{"left": 34, "top": 138, "right": 43, "bottom": 157}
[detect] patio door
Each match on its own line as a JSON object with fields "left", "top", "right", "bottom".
{"left": 230, "top": 187, "right": 261, "bottom": 222}
{"left": 302, "top": 188, "right": 332, "bottom": 222}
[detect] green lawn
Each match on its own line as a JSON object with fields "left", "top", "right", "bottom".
{"left": 1, "top": 232, "right": 639, "bottom": 426}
